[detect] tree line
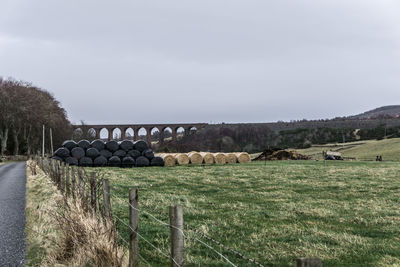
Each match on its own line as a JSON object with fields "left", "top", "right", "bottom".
{"left": 161, "top": 124, "right": 400, "bottom": 153}
{"left": 0, "top": 77, "right": 71, "bottom": 156}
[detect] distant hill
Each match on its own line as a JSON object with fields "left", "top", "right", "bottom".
{"left": 350, "top": 105, "right": 400, "bottom": 119}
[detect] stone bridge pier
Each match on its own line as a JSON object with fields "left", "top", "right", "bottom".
{"left": 72, "top": 123, "right": 208, "bottom": 147}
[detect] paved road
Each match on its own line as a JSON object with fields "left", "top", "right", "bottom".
{"left": 0, "top": 162, "right": 26, "bottom": 266}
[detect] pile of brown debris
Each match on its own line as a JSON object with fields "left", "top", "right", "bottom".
{"left": 253, "top": 148, "right": 311, "bottom": 161}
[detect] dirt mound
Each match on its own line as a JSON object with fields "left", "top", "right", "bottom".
{"left": 254, "top": 149, "right": 311, "bottom": 161}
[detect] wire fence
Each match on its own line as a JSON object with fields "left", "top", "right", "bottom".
{"left": 105, "top": 190, "right": 239, "bottom": 266}
{"left": 32, "top": 156, "right": 322, "bottom": 267}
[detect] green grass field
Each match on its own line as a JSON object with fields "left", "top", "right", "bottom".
{"left": 96, "top": 161, "right": 400, "bottom": 266}
{"left": 296, "top": 137, "right": 400, "bottom": 161}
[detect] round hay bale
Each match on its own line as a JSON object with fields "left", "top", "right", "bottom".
{"left": 93, "top": 156, "right": 108, "bottom": 167}
{"left": 78, "top": 140, "right": 91, "bottom": 150}
{"left": 188, "top": 152, "right": 203, "bottom": 165}
{"left": 86, "top": 148, "right": 100, "bottom": 159}
{"left": 225, "top": 153, "right": 237, "bottom": 164}
{"left": 151, "top": 156, "right": 164, "bottom": 167}
{"left": 71, "top": 147, "right": 85, "bottom": 159}
{"left": 134, "top": 140, "right": 148, "bottom": 152}
{"left": 122, "top": 156, "right": 135, "bottom": 168}
{"left": 135, "top": 156, "right": 150, "bottom": 167}
{"left": 113, "top": 150, "right": 127, "bottom": 158}
{"left": 142, "top": 149, "right": 154, "bottom": 160}
{"left": 62, "top": 140, "right": 77, "bottom": 151}
{"left": 51, "top": 156, "right": 64, "bottom": 162}
{"left": 120, "top": 140, "right": 134, "bottom": 151}
{"left": 100, "top": 149, "right": 113, "bottom": 159}
{"left": 54, "top": 147, "right": 70, "bottom": 158}
{"left": 128, "top": 150, "right": 141, "bottom": 159}
{"left": 173, "top": 153, "right": 189, "bottom": 165}
{"left": 156, "top": 153, "right": 176, "bottom": 167}
{"left": 108, "top": 156, "right": 121, "bottom": 167}
{"left": 199, "top": 152, "right": 214, "bottom": 164}
{"left": 91, "top": 139, "right": 105, "bottom": 151}
{"left": 213, "top": 153, "right": 226, "bottom": 164}
{"left": 235, "top": 152, "right": 251, "bottom": 163}
{"left": 106, "top": 140, "right": 119, "bottom": 153}
{"left": 65, "top": 157, "right": 78, "bottom": 166}
{"left": 79, "top": 156, "right": 93, "bottom": 167}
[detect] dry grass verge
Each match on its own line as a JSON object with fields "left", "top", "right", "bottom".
{"left": 25, "top": 160, "right": 127, "bottom": 266}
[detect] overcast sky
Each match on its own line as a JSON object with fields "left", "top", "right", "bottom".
{"left": 1, "top": 0, "right": 399, "bottom": 124}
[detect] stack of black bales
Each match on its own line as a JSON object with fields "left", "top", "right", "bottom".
{"left": 52, "top": 139, "right": 164, "bottom": 167}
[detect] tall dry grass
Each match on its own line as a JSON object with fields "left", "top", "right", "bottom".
{"left": 26, "top": 160, "right": 127, "bottom": 267}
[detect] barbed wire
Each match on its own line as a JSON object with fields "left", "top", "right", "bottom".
{"left": 106, "top": 190, "right": 238, "bottom": 266}
{"left": 185, "top": 225, "right": 264, "bottom": 267}
{"left": 111, "top": 213, "right": 182, "bottom": 267}
{"left": 118, "top": 235, "right": 152, "bottom": 267}
{"left": 108, "top": 188, "right": 264, "bottom": 266}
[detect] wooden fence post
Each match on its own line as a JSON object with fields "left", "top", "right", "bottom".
{"left": 49, "top": 159, "right": 53, "bottom": 180}
{"left": 51, "top": 160, "right": 55, "bottom": 180}
{"left": 103, "top": 179, "right": 112, "bottom": 220}
{"left": 295, "top": 258, "right": 322, "bottom": 267}
{"left": 78, "top": 167, "right": 84, "bottom": 200}
{"left": 169, "top": 205, "right": 184, "bottom": 267}
{"left": 71, "top": 166, "right": 76, "bottom": 200}
{"left": 90, "top": 173, "right": 97, "bottom": 214}
{"left": 56, "top": 160, "right": 60, "bottom": 184}
{"left": 60, "top": 162, "right": 65, "bottom": 193}
{"left": 129, "top": 188, "right": 139, "bottom": 267}
{"left": 65, "top": 164, "right": 70, "bottom": 197}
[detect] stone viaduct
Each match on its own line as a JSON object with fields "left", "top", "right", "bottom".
{"left": 72, "top": 123, "right": 208, "bottom": 145}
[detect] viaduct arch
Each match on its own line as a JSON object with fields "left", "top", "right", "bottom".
{"left": 72, "top": 123, "right": 208, "bottom": 145}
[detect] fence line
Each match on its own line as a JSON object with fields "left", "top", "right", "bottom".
{"left": 105, "top": 190, "right": 238, "bottom": 267}
{"left": 112, "top": 213, "right": 181, "bottom": 267}
{"left": 108, "top": 187, "right": 262, "bottom": 266}
{"left": 106, "top": 187, "right": 261, "bottom": 266}
{"left": 33, "top": 156, "right": 322, "bottom": 267}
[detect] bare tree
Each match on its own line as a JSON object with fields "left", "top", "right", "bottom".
{"left": 0, "top": 77, "right": 71, "bottom": 155}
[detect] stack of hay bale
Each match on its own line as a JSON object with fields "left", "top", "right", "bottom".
{"left": 156, "top": 152, "right": 251, "bottom": 167}
{"left": 52, "top": 139, "right": 164, "bottom": 167}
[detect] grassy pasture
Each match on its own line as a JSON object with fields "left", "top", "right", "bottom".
{"left": 96, "top": 161, "right": 400, "bottom": 266}
{"left": 297, "top": 137, "right": 400, "bottom": 161}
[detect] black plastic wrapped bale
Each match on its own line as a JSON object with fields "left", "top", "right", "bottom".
{"left": 65, "top": 157, "right": 78, "bottom": 166}
{"left": 54, "top": 147, "right": 70, "bottom": 159}
{"left": 51, "top": 156, "right": 64, "bottom": 162}
{"left": 91, "top": 139, "right": 105, "bottom": 151}
{"left": 142, "top": 149, "right": 154, "bottom": 160}
{"left": 135, "top": 156, "right": 150, "bottom": 167}
{"left": 134, "top": 140, "right": 148, "bottom": 152}
{"left": 86, "top": 148, "right": 100, "bottom": 159}
{"left": 100, "top": 149, "right": 113, "bottom": 159}
{"left": 79, "top": 156, "right": 93, "bottom": 167}
{"left": 108, "top": 156, "right": 121, "bottom": 167}
{"left": 78, "top": 140, "right": 91, "bottom": 150}
{"left": 113, "top": 150, "right": 127, "bottom": 158}
{"left": 71, "top": 147, "right": 85, "bottom": 160}
{"left": 122, "top": 156, "right": 135, "bottom": 168}
{"left": 106, "top": 140, "right": 119, "bottom": 152}
{"left": 120, "top": 140, "right": 134, "bottom": 151}
{"left": 128, "top": 150, "right": 141, "bottom": 159}
{"left": 62, "top": 140, "right": 77, "bottom": 151}
{"left": 93, "top": 156, "right": 108, "bottom": 167}
{"left": 151, "top": 156, "right": 165, "bottom": 167}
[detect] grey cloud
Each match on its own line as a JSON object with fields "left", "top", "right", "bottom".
{"left": 1, "top": 0, "right": 399, "bottom": 124}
